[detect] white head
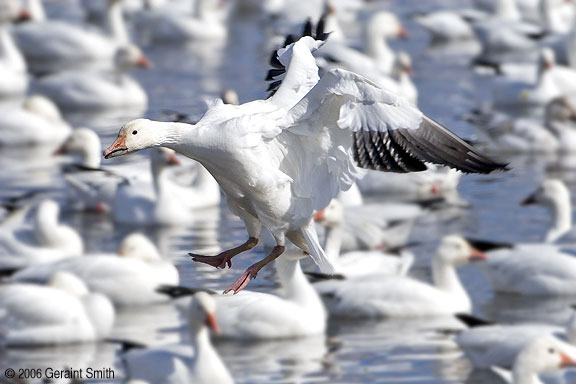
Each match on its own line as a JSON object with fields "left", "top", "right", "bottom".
{"left": 538, "top": 48, "right": 556, "bottom": 76}
{"left": 522, "top": 179, "right": 570, "bottom": 208}
{"left": 55, "top": 128, "right": 101, "bottom": 164}
{"left": 221, "top": 89, "right": 239, "bottom": 105}
{"left": 313, "top": 200, "right": 344, "bottom": 228}
{"left": 435, "top": 235, "right": 486, "bottom": 267}
{"left": 114, "top": 45, "right": 150, "bottom": 71}
{"left": 367, "top": 11, "right": 407, "bottom": 39}
{"left": 24, "top": 95, "right": 63, "bottom": 123}
{"left": 118, "top": 233, "right": 161, "bottom": 262}
{"left": 150, "top": 147, "right": 181, "bottom": 175}
{"left": 513, "top": 337, "right": 576, "bottom": 379}
{"left": 83, "top": 293, "right": 115, "bottom": 338}
{"left": 103, "top": 119, "right": 158, "bottom": 159}
{"left": 545, "top": 97, "right": 576, "bottom": 125}
{"left": 188, "top": 292, "right": 219, "bottom": 334}
{"left": 48, "top": 271, "right": 89, "bottom": 297}
{"left": 394, "top": 51, "right": 413, "bottom": 76}
{"left": 0, "top": 0, "right": 28, "bottom": 23}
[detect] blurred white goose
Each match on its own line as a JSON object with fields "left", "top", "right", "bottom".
{"left": 103, "top": 35, "right": 503, "bottom": 294}
{"left": 164, "top": 254, "right": 326, "bottom": 340}
{"left": 0, "top": 200, "right": 83, "bottom": 270}
{"left": 0, "top": 95, "right": 71, "bottom": 146}
{"left": 317, "top": 11, "right": 407, "bottom": 76}
{"left": 34, "top": 45, "right": 149, "bottom": 111}
{"left": 474, "top": 97, "right": 576, "bottom": 153}
{"left": 370, "top": 52, "right": 418, "bottom": 105}
{"left": 0, "top": 271, "right": 115, "bottom": 346}
{"left": 313, "top": 236, "right": 485, "bottom": 318}
{"left": 414, "top": 9, "right": 483, "bottom": 43}
{"left": 10, "top": 233, "right": 178, "bottom": 306}
{"left": 481, "top": 179, "right": 576, "bottom": 296}
{"left": 55, "top": 128, "right": 157, "bottom": 212}
{"left": 14, "top": 0, "right": 130, "bottom": 73}
{"left": 0, "top": 0, "right": 27, "bottom": 99}
{"left": 490, "top": 336, "right": 576, "bottom": 384}
{"left": 357, "top": 164, "right": 462, "bottom": 202}
{"left": 112, "top": 149, "right": 221, "bottom": 226}
{"left": 473, "top": 0, "right": 546, "bottom": 62}
{"left": 135, "top": 0, "right": 228, "bottom": 43}
{"left": 121, "top": 292, "right": 233, "bottom": 384}
{"left": 313, "top": 199, "right": 416, "bottom": 275}
{"left": 456, "top": 312, "right": 576, "bottom": 369}
{"left": 492, "top": 49, "right": 566, "bottom": 109}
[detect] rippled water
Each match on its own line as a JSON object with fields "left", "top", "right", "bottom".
{"left": 3, "top": 0, "right": 576, "bottom": 383}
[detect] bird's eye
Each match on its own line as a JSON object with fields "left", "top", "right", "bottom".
{"left": 549, "top": 348, "right": 556, "bottom": 354}
{"left": 132, "top": 130, "right": 138, "bottom": 135}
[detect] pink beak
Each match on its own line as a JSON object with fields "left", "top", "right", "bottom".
{"left": 398, "top": 26, "right": 409, "bottom": 39}
{"left": 137, "top": 55, "right": 151, "bottom": 69}
{"left": 18, "top": 9, "right": 31, "bottom": 21}
{"left": 205, "top": 312, "right": 220, "bottom": 334}
{"left": 168, "top": 152, "right": 181, "bottom": 166}
{"left": 103, "top": 136, "right": 128, "bottom": 159}
{"left": 469, "top": 247, "right": 487, "bottom": 261}
{"left": 313, "top": 210, "right": 325, "bottom": 222}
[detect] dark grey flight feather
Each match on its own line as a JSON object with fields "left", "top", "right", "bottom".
{"left": 156, "top": 284, "right": 217, "bottom": 298}
{"left": 354, "top": 116, "right": 507, "bottom": 174}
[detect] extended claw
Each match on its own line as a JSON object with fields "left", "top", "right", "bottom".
{"left": 189, "top": 253, "right": 232, "bottom": 269}
{"left": 223, "top": 266, "right": 259, "bottom": 294}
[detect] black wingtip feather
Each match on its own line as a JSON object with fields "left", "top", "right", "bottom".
{"left": 455, "top": 313, "right": 494, "bottom": 328}
{"left": 464, "top": 238, "right": 514, "bottom": 251}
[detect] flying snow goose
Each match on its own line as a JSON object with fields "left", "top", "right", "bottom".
{"left": 10, "top": 233, "right": 178, "bottom": 306}
{"left": 489, "top": 336, "right": 576, "bottom": 384}
{"left": 456, "top": 312, "right": 576, "bottom": 369}
{"left": 34, "top": 45, "right": 150, "bottom": 111}
{"left": 0, "top": 0, "right": 27, "bottom": 99}
{"left": 120, "top": 292, "right": 233, "bottom": 384}
{"left": 0, "top": 271, "right": 115, "bottom": 346}
{"left": 14, "top": 0, "right": 130, "bottom": 74}
{"left": 161, "top": 253, "right": 326, "bottom": 339}
{"left": 0, "top": 199, "right": 83, "bottom": 270}
{"left": 0, "top": 95, "right": 71, "bottom": 146}
{"left": 104, "top": 33, "right": 504, "bottom": 294}
{"left": 312, "top": 235, "right": 486, "bottom": 318}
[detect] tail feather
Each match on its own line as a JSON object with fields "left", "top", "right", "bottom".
{"left": 301, "top": 222, "right": 336, "bottom": 274}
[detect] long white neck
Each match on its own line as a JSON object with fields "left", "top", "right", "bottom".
{"left": 26, "top": 0, "right": 46, "bottom": 21}
{"left": 431, "top": 257, "right": 469, "bottom": 307}
{"left": 364, "top": 25, "right": 393, "bottom": 71}
{"left": 512, "top": 362, "right": 544, "bottom": 384}
{"left": 567, "top": 26, "right": 576, "bottom": 68}
{"left": 189, "top": 325, "right": 230, "bottom": 383}
{"left": 148, "top": 121, "right": 216, "bottom": 164}
{"left": 275, "top": 257, "right": 326, "bottom": 316}
{"left": 495, "top": 0, "right": 520, "bottom": 21}
{"left": 0, "top": 25, "right": 26, "bottom": 73}
{"left": 106, "top": 0, "right": 130, "bottom": 45}
{"left": 82, "top": 142, "right": 102, "bottom": 168}
{"left": 545, "top": 191, "right": 572, "bottom": 242}
{"left": 34, "top": 207, "right": 59, "bottom": 247}
{"left": 323, "top": 224, "right": 343, "bottom": 265}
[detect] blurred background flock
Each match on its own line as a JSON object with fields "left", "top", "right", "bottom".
{"left": 3, "top": 0, "right": 576, "bottom": 383}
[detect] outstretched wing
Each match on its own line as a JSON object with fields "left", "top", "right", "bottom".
{"left": 283, "top": 68, "right": 506, "bottom": 174}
